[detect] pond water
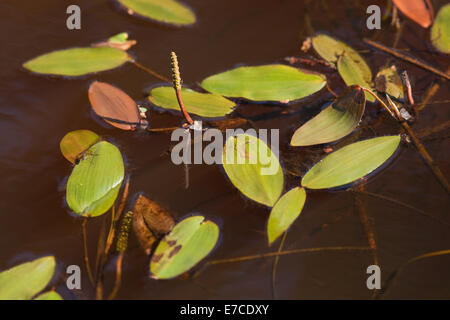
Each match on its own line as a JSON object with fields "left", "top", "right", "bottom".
{"left": 0, "top": 0, "right": 449, "bottom": 299}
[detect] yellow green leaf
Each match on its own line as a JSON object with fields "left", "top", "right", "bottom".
{"left": 267, "top": 187, "right": 306, "bottom": 245}
{"left": 150, "top": 216, "right": 219, "bottom": 279}
{"left": 302, "top": 136, "right": 401, "bottom": 189}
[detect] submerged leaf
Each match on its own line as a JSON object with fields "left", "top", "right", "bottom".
{"left": 201, "top": 65, "right": 326, "bottom": 102}
{"left": 150, "top": 216, "right": 219, "bottom": 279}
{"left": 34, "top": 291, "right": 63, "bottom": 300}
{"left": 393, "top": 0, "right": 434, "bottom": 28}
{"left": 302, "top": 136, "right": 401, "bottom": 189}
{"left": 290, "top": 85, "right": 366, "bottom": 146}
{"left": 375, "top": 65, "right": 404, "bottom": 99}
{"left": 267, "top": 187, "right": 306, "bottom": 245}
{"left": 60, "top": 130, "right": 101, "bottom": 164}
{"left": 66, "top": 141, "right": 124, "bottom": 217}
{"left": 0, "top": 256, "right": 55, "bottom": 300}
{"left": 117, "top": 0, "right": 196, "bottom": 26}
{"left": 148, "top": 86, "right": 236, "bottom": 118}
{"left": 222, "top": 133, "right": 284, "bottom": 207}
{"left": 23, "top": 47, "right": 131, "bottom": 77}
{"left": 89, "top": 81, "right": 147, "bottom": 130}
{"left": 132, "top": 194, "right": 175, "bottom": 254}
{"left": 431, "top": 4, "right": 450, "bottom": 54}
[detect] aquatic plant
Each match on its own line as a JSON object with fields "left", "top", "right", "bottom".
{"left": 3, "top": 0, "right": 448, "bottom": 300}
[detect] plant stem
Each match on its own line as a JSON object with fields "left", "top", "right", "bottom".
{"left": 146, "top": 126, "right": 180, "bottom": 133}
{"left": 96, "top": 178, "right": 131, "bottom": 300}
{"left": 354, "top": 190, "right": 450, "bottom": 227}
{"left": 131, "top": 60, "right": 170, "bottom": 83}
{"left": 386, "top": 96, "right": 450, "bottom": 193}
{"left": 401, "top": 70, "right": 414, "bottom": 106}
{"left": 363, "top": 39, "right": 450, "bottom": 81}
{"left": 271, "top": 232, "right": 287, "bottom": 300}
{"left": 376, "top": 250, "right": 450, "bottom": 299}
{"left": 362, "top": 88, "right": 396, "bottom": 118}
{"left": 107, "top": 253, "right": 124, "bottom": 300}
{"left": 81, "top": 219, "right": 95, "bottom": 287}
{"left": 400, "top": 119, "right": 449, "bottom": 193}
{"left": 208, "top": 246, "right": 370, "bottom": 265}
{"left": 354, "top": 184, "right": 379, "bottom": 299}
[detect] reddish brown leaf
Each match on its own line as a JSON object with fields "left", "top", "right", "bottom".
{"left": 393, "top": 0, "right": 434, "bottom": 28}
{"left": 133, "top": 194, "right": 175, "bottom": 234}
{"left": 88, "top": 81, "right": 142, "bottom": 130}
{"left": 132, "top": 194, "right": 175, "bottom": 255}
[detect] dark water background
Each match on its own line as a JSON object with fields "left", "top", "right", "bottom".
{"left": 0, "top": 0, "right": 449, "bottom": 299}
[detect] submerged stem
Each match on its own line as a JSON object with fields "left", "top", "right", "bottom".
{"left": 107, "top": 253, "right": 124, "bottom": 300}
{"left": 131, "top": 60, "right": 170, "bottom": 83}
{"left": 81, "top": 219, "right": 95, "bottom": 287}
{"left": 376, "top": 250, "right": 450, "bottom": 299}
{"left": 208, "top": 246, "right": 371, "bottom": 265}
{"left": 271, "top": 232, "right": 287, "bottom": 300}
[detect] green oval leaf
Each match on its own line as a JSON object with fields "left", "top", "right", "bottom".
{"left": 23, "top": 47, "right": 131, "bottom": 77}
{"left": 267, "top": 187, "right": 306, "bottom": 246}
{"left": 201, "top": 65, "right": 326, "bottom": 102}
{"left": 375, "top": 65, "right": 404, "bottom": 100}
{"left": 148, "top": 86, "right": 236, "bottom": 118}
{"left": 0, "top": 256, "right": 55, "bottom": 300}
{"left": 60, "top": 130, "right": 101, "bottom": 164}
{"left": 290, "top": 85, "right": 366, "bottom": 146}
{"left": 337, "top": 54, "right": 375, "bottom": 102}
{"left": 117, "top": 0, "right": 196, "bottom": 26}
{"left": 66, "top": 141, "right": 124, "bottom": 217}
{"left": 311, "top": 34, "right": 374, "bottom": 102}
{"left": 302, "top": 136, "right": 401, "bottom": 189}
{"left": 150, "top": 216, "right": 219, "bottom": 279}
{"left": 431, "top": 4, "right": 450, "bottom": 54}
{"left": 222, "top": 133, "right": 284, "bottom": 207}
{"left": 311, "top": 34, "right": 359, "bottom": 66}
{"left": 34, "top": 291, "right": 63, "bottom": 300}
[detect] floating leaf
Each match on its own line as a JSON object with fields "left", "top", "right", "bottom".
{"left": 290, "top": 85, "right": 366, "bottom": 146}
{"left": 92, "top": 32, "right": 137, "bottom": 51}
{"left": 311, "top": 34, "right": 374, "bottom": 101}
{"left": 337, "top": 54, "right": 375, "bottom": 102}
{"left": 117, "top": 0, "right": 196, "bottom": 26}
{"left": 150, "top": 216, "right": 219, "bottom": 279}
{"left": 431, "top": 4, "right": 450, "bottom": 54}
{"left": 23, "top": 47, "right": 131, "bottom": 77}
{"left": 0, "top": 256, "right": 55, "bottom": 300}
{"left": 89, "top": 81, "right": 147, "bottom": 130}
{"left": 375, "top": 65, "right": 404, "bottom": 99}
{"left": 34, "top": 291, "right": 63, "bottom": 300}
{"left": 132, "top": 194, "right": 175, "bottom": 254}
{"left": 311, "top": 34, "right": 360, "bottom": 66}
{"left": 267, "top": 187, "right": 306, "bottom": 246}
{"left": 60, "top": 130, "right": 101, "bottom": 164}
{"left": 393, "top": 0, "right": 434, "bottom": 28}
{"left": 109, "top": 32, "right": 129, "bottom": 43}
{"left": 201, "top": 65, "right": 326, "bottom": 102}
{"left": 222, "top": 133, "right": 284, "bottom": 207}
{"left": 302, "top": 136, "right": 401, "bottom": 189}
{"left": 148, "top": 86, "right": 236, "bottom": 118}
{"left": 66, "top": 141, "right": 124, "bottom": 217}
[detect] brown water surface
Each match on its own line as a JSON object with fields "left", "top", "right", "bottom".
{"left": 0, "top": 0, "right": 449, "bottom": 299}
